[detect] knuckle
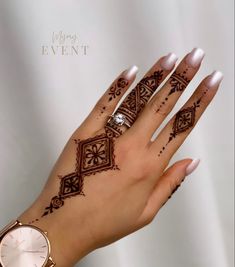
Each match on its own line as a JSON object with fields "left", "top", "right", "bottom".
{"left": 149, "top": 98, "right": 169, "bottom": 117}
{"left": 94, "top": 99, "right": 112, "bottom": 115}
{"left": 196, "top": 85, "right": 214, "bottom": 106}
{"left": 167, "top": 176, "right": 181, "bottom": 194}
{"left": 94, "top": 99, "right": 105, "bottom": 112}
{"left": 143, "top": 215, "right": 154, "bottom": 226}
{"left": 142, "top": 209, "right": 158, "bottom": 226}
{"left": 114, "top": 138, "right": 133, "bottom": 164}
{"left": 197, "top": 92, "right": 210, "bottom": 106}
{"left": 115, "top": 138, "right": 152, "bottom": 181}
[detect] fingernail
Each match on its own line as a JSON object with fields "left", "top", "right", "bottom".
{"left": 185, "top": 158, "right": 200, "bottom": 176}
{"left": 123, "top": 65, "right": 139, "bottom": 79}
{"left": 161, "top": 52, "right": 178, "bottom": 70}
{"left": 185, "top": 47, "right": 205, "bottom": 68}
{"left": 205, "top": 70, "right": 224, "bottom": 87}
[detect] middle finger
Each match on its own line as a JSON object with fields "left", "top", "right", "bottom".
{"left": 127, "top": 48, "right": 205, "bottom": 145}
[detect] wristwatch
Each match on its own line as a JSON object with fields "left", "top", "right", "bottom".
{"left": 0, "top": 220, "right": 56, "bottom": 267}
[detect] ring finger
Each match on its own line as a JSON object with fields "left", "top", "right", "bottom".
{"left": 105, "top": 52, "right": 178, "bottom": 137}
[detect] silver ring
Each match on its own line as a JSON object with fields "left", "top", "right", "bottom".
{"left": 108, "top": 113, "right": 131, "bottom": 128}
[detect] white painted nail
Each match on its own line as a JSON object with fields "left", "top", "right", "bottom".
{"left": 185, "top": 158, "right": 200, "bottom": 176}
{"left": 186, "top": 47, "right": 205, "bottom": 68}
{"left": 123, "top": 65, "right": 139, "bottom": 79}
{"left": 205, "top": 70, "right": 224, "bottom": 87}
{"left": 161, "top": 52, "right": 178, "bottom": 70}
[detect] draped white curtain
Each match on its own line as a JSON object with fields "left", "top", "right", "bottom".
{"left": 0, "top": 1, "right": 233, "bottom": 266}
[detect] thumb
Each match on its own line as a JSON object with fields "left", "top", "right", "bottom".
{"left": 140, "top": 158, "right": 200, "bottom": 223}
{"left": 160, "top": 158, "right": 201, "bottom": 206}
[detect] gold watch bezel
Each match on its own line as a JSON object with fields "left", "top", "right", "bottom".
{"left": 0, "top": 220, "right": 55, "bottom": 267}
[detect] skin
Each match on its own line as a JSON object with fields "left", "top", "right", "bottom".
{"left": 17, "top": 52, "right": 221, "bottom": 267}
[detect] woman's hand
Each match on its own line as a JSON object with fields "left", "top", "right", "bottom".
{"left": 18, "top": 48, "right": 223, "bottom": 267}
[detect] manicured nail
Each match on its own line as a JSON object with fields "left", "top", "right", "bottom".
{"left": 185, "top": 158, "right": 200, "bottom": 176}
{"left": 161, "top": 52, "right": 178, "bottom": 70}
{"left": 123, "top": 65, "right": 139, "bottom": 79}
{"left": 205, "top": 70, "right": 223, "bottom": 87}
{"left": 186, "top": 47, "right": 205, "bottom": 68}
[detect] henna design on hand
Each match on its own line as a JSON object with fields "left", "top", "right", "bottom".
{"left": 108, "top": 77, "right": 129, "bottom": 102}
{"left": 158, "top": 88, "right": 208, "bottom": 157}
{"left": 105, "top": 70, "right": 164, "bottom": 137}
{"left": 155, "top": 70, "right": 190, "bottom": 113}
{"left": 117, "top": 70, "right": 164, "bottom": 124}
{"left": 169, "top": 71, "right": 190, "bottom": 95}
{"left": 35, "top": 77, "right": 130, "bottom": 218}
{"left": 37, "top": 70, "right": 190, "bottom": 217}
{"left": 42, "top": 131, "right": 118, "bottom": 216}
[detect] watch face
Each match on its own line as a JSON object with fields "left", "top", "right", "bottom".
{"left": 0, "top": 225, "right": 49, "bottom": 267}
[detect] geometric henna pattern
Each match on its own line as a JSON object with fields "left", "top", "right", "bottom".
{"left": 105, "top": 70, "right": 164, "bottom": 137}
{"left": 42, "top": 132, "right": 118, "bottom": 216}
{"left": 173, "top": 106, "right": 196, "bottom": 134}
{"left": 59, "top": 172, "right": 84, "bottom": 198}
{"left": 75, "top": 134, "right": 117, "bottom": 175}
{"left": 117, "top": 70, "right": 164, "bottom": 125}
{"left": 158, "top": 88, "right": 209, "bottom": 157}
{"left": 155, "top": 71, "right": 190, "bottom": 113}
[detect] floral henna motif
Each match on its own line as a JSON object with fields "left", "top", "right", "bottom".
{"left": 75, "top": 133, "right": 118, "bottom": 175}
{"left": 42, "top": 196, "right": 65, "bottom": 216}
{"left": 108, "top": 77, "right": 129, "bottom": 102}
{"left": 42, "top": 132, "right": 118, "bottom": 216}
{"left": 158, "top": 88, "right": 209, "bottom": 157}
{"left": 168, "top": 72, "right": 190, "bottom": 95}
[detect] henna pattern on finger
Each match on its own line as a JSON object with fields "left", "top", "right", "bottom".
{"left": 98, "top": 77, "right": 129, "bottom": 117}
{"left": 106, "top": 70, "right": 164, "bottom": 137}
{"left": 158, "top": 88, "right": 209, "bottom": 157}
{"left": 155, "top": 70, "right": 190, "bottom": 113}
{"left": 108, "top": 77, "right": 129, "bottom": 102}
{"left": 168, "top": 71, "right": 190, "bottom": 95}
{"left": 117, "top": 70, "right": 164, "bottom": 124}
{"left": 42, "top": 130, "right": 118, "bottom": 216}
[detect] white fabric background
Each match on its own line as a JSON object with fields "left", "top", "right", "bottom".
{"left": 0, "top": 1, "right": 233, "bottom": 267}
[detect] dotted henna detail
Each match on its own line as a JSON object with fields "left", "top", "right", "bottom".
{"left": 158, "top": 88, "right": 209, "bottom": 157}
{"left": 42, "top": 132, "right": 118, "bottom": 216}
{"left": 155, "top": 70, "right": 190, "bottom": 113}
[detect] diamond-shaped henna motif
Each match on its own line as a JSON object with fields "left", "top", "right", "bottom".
{"left": 59, "top": 172, "right": 84, "bottom": 198}
{"left": 173, "top": 107, "right": 195, "bottom": 134}
{"left": 76, "top": 134, "right": 116, "bottom": 176}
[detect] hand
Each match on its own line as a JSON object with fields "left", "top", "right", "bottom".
{"left": 18, "top": 48, "right": 223, "bottom": 267}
